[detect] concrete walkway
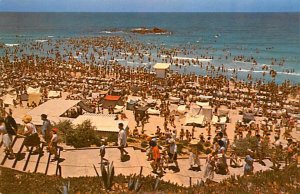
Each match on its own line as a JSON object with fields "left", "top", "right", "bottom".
{"left": 0, "top": 137, "right": 276, "bottom": 187}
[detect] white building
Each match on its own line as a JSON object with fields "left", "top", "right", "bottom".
{"left": 153, "top": 63, "right": 170, "bottom": 78}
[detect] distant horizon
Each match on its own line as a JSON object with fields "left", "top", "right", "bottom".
{"left": 0, "top": 0, "right": 299, "bottom": 13}
{"left": 0, "top": 11, "right": 299, "bottom": 13}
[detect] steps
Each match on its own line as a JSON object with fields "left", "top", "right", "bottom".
{"left": 0, "top": 136, "right": 59, "bottom": 176}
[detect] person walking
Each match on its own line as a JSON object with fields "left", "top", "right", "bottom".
{"left": 49, "top": 128, "right": 59, "bottom": 161}
{"left": 168, "top": 139, "right": 179, "bottom": 172}
{"left": 150, "top": 140, "right": 163, "bottom": 176}
{"left": 118, "top": 123, "right": 129, "bottom": 161}
{"left": 3, "top": 109, "right": 18, "bottom": 136}
{"left": 244, "top": 149, "right": 254, "bottom": 176}
{"left": 41, "top": 114, "right": 52, "bottom": 143}
{"left": 0, "top": 117, "right": 15, "bottom": 159}
{"left": 204, "top": 150, "right": 216, "bottom": 180}
{"left": 22, "top": 115, "right": 40, "bottom": 153}
{"left": 99, "top": 139, "right": 108, "bottom": 164}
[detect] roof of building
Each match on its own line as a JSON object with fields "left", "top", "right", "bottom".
{"left": 153, "top": 63, "right": 171, "bottom": 70}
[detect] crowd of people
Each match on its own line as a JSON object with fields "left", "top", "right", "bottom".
{"left": 0, "top": 35, "right": 299, "bottom": 182}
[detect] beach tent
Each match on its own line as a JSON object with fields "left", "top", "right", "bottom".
{"left": 169, "top": 96, "right": 180, "bottom": 104}
{"left": 153, "top": 63, "right": 170, "bottom": 78}
{"left": 99, "top": 90, "right": 109, "bottom": 96}
{"left": 72, "top": 113, "right": 129, "bottom": 134}
{"left": 177, "top": 105, "right": 186, "bottom": 114}
{"left": 189, "top": 104, "right": 201, "bottom": 116}
{"left": 22, "top": 99, "right": 81, "bottom": 125}
{"left": 196, "top": 101, "right": 210, "bottom": 107}
{"left": 185, "top": 114, "right": 205, "bottom": 126}
{"left": 27, "top": 87, "right": 41, "bottom": 94}
{"left": 147, "top": 108, "right": 160, "bottom": 115}
{"left": 1, "top": 94, "right": 17, "bottom": 105}
{"left": 114, "top": 105, "right": 124, "bottom": 113}
{"left": 212, "top": 115, "right": 218, "bottom": 124}
{"left": 201, "top": 107, "right": 213, "bottom": 121}
{"left": 199, "top": 95, "right": 213, "bottom": 100}
{"left": 102, "top": 95, "right": 121, "bottom": 109}
{"left": 146, "top": 98, "right": 156, "bottom": 107}
{"left": 48, "top": 91, "right": 61, "bottom": 98}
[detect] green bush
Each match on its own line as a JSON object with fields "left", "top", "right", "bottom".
{"left": 66, "top": 120, "right": 101, "bottom": 148}
{"left": 233, "top": 136, "right": 271, "bottom": 157}
{"left": 1, "top": 166, "right": 300, "bottom": 193}
{"left": 53, "top": 120, "right": 74, "bottom": 143}
{"left": 107, "top": 133, "right": 118, "bottom": 143}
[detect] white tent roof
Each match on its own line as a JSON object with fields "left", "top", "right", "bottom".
{"left": 185, "top": 114, "right": 204, "bottom": 125}
{"left": 72, "top": 113, "right": 129, "bottom": 132}
{"left": 1, "top": 94, "right": 17, "bottom": 105}
{"left": 153, "top": 63, "right": 171, "bottom": 70}
{"left": 27, "top": 87, "right": 41, "bottom": 94}
{"left": 48, "top": 91, "right": 61, "bottom": 98}
{"left": 199, "top": 95, "right": 213, "bottom": 99}
{"left": 196, "top": 101, "right": 210, "bottom": 107}
{"left": 25, "top": 99, "right": 80, "bottom": 125}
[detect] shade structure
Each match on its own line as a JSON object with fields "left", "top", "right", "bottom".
{"left": 72, "top": 113, "right": 129, "bottom": 133}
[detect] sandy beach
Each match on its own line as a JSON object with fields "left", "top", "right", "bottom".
{"left": 0, "top": 35, "right": 299, "bottom": 186}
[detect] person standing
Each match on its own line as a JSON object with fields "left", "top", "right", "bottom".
{"left": 49, "top": 128, "right": 59, "bottom": 161}
{"left": 189, "top": 148, "right": 201, "bottom": 171}
{"left": 41, "top": 114, "right": 52, "bottom": 143}
{"left": 204, "top": 150, "right": 216, "bottom": 180}
{"left": 244, "top": 149, "right": 254, "bottom": 176}
{"left": 99, "top": 139, "right": 108, "bottom": 164}
{"left": 0, "top": 117, "right": 15, "bottom": 159}
{"left": 168, "top": 139, "right": 179, "bottom": 172}
{"left": 4, "top": 109, "right": 18, "bottom": 136}
{"left": 150, "top": 140, "right": 163, "bottom": 176}
{"left": 22, "top": 115, "right": 40, "bottom": 153}
{"left": 118, "top": 123, "right": 128, "bottom": 161}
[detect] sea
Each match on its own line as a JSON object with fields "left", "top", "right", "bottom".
{"left": 0, "top": 12, "right": 299, "bottom": 84}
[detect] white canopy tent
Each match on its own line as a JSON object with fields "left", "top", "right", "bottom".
{"left": 27, "top": 87, "right": 41, "bottom": 94}
{"left": 72, "top": 113, "right": 129, "bottom": 133}
{"left": 48, "top": 91, "right": 61, "bottom": 98}
{"left": 185, "top": 114, "right": 205, "bottom": 126}
{"left": 1, "top": 94, "right": 17, "bottom": 105}
{"left": 21, "top": 99, "right": 81, "bottom": 125}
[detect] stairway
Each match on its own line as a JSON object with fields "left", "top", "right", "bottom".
{"left": 0, "top": 135, "right": 61, "bottom": 176}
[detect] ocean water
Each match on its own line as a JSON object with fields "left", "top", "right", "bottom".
{"left": 0, "top": 12, "right": 299, "bottom": 83}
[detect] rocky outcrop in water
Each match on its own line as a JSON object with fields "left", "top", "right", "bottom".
{"left": 130, "top": 27, "right": 170, "bottom": 35}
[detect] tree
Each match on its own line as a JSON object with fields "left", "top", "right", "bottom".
{"left": 55, "top": 120, "right": 101, "bottom": 148}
